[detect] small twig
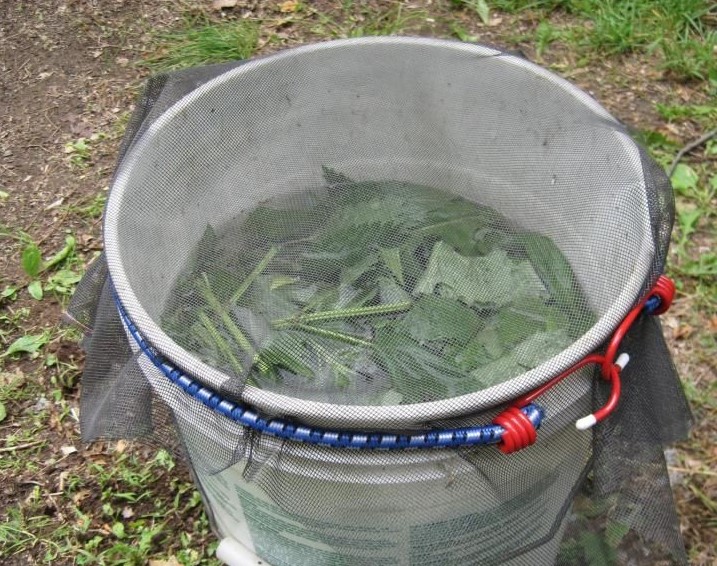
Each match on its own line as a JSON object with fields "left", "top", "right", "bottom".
{"left": 229, "top": 246, "right": 279, "bottom": 305}
{"left": 0, "top": 440, "right": 44, "bottom": 453}
{"left": 668, "top": 466, "right": 717, "bottom": 478}
{"left": 667, "top": 128, "right": 717, "bottom": 178}
{"left": 292, "top": 323, "right": 373, "bottom": 348}
{"left": 273, "top": 301, "right": 412, "bottom": 327}
{"left": 199, "top": 273, "right": 255, "bottom": 357}
{"left": 198, "top": 311, "right": 244, "bottom": 375}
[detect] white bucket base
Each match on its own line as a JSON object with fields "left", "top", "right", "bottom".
{"left": 217, "top": 537, "right": 272, "bottom": 566}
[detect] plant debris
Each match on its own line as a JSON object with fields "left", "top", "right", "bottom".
{"left": 162, "top": 169, "right": 595, "bottom": 405}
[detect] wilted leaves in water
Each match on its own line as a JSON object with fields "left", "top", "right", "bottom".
{"left": 162, "top": 169, "right": 595, "bottom": 405}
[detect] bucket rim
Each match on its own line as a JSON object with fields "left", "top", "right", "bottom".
{"left": 104, "top": 36, "right": 654, "bottom": 428}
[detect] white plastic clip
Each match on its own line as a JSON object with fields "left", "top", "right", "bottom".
{"left": 615, "top": 353, "right": 630, "bottom": 370}
{"left": 575, "top": 414, "right": 597, "bottom": 431}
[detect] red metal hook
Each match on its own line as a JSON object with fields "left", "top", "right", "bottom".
{"left": 510, "top": 276, "right": 674, "bottom": 433}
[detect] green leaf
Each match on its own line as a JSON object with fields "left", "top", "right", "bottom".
{"left": 27, "top": 280, "right": 43, "bottom": 300}
{"left": 2, "top": 333, "right": 49, "bottom": 358}
{"left": 340, "top": 253, "right": 380, "bottom": 285}
{"left": 469, "top": 355, "right": 525, "bottom": 389}
{"left": 269, "top": 276, "right": 298, "bottom": 290}
{"left": 414, "top": 243, "right": 544, "bottom": 306}
{"left": 414, "top": 198, "right": 500, "bottom": 256}
{"left": 514, "top": 234, "right": 593, "bottom": 334}
{"left": 377, "top": 277, "right": 411, "bottom": 305}
{"left": 453, "top": 326, "right": 504, "bottom": 371}
{"left": 0, "top": 401, "right": 6, "bottom": 423}
{"left": 256, "top": 331, "right": 320, "bottom": 379}
{"left": 241, "top": 205, "right": 323, "bottom": 243}
{"left": 21, "top": 243, "right": 42, "bottom": 277}
{"left": 111, "top": 522, "right": 125, "bottom": 539}
{"left": 321, "top": 165, "right": 354, "bottom": 185}
{"left": 605, "top": 521, "right": 630, "bottom": 549}
{"left": 494, "top": 298, "right": 566, "bottom": 347}
{"left": 193, "top": 224, "right": 220, "bottom": 273}
{"left": 379, "top": 247, "right": 404, "bottom": 285}
{"left": 43, "top": 235, "right": 76, "bottom": 272}
{"left": 373, "top": 326, "right": 467, "bottom": 403}
{"left": 579, "top": 531, "right": 616, "bottom": 566}
{"left": 46, "top": 269, "right": 83, "bottom": 295}
{"left": 670, "top": 163, "right": 698, "bottom": 193}
{"left": 512, "top": 330, "right": 572, "bottom": 368}
{"left": 1, "top": 286, "right": 17, "bottom": 300}
{"left": 401, "top": 295, "right": 483, "bottom": 344}
{"left": 471, "top": 0, "right": 491, "bottom": 25}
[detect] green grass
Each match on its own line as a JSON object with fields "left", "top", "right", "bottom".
{"left": 3, "top": 455, "right": 218, "bottom": 564}
{"left": 309, "top": 2, "right": 429, "bottom": 38}
{"left": 64, "top": 134, "right": 107, "bottom": 169}
{"left": 479, "top": 0, "right": 717, "bottom": 81}
{"left": 657, "top": 103, "right": 717, "bottom": 127}
{"left": 145, "top": 17, "right": 260, "bottom": 70}
{"left": 638, "top": 127, "right": 717, "bottom": 296}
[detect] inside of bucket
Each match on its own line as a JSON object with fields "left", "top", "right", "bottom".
{"left": 105, "top": 38, "right": 653, "bottom": 410}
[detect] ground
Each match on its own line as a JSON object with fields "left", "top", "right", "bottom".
{"left": 0, "top": 1, "right": 715, "bottom": 564}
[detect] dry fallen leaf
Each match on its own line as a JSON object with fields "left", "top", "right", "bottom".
{"left": 211, "top": 0, "right": 238, "bottom": 10}
{"left": 45, "top": 197, "right": 64, "bottom": 211}
{"left": 279, "top": 0, "right": 299, "bottom": 13}
{"left": 114, "top": 439, "right": 128, "bottom": 453}
{"left": 72, "top": 489, "right": 90, "bottom": 505}
{"left": 0, "top": 369, "right": 25, "bottom": 387}
{"left": 707, "top": 316, "right": 717, "bottom": 332}
{"left": 149, "top": 558, "right": 181, "bottom": 566}
{"left": 60, "top": 445, "right": 78, "bottom": 456}
{"left": 673, "top": 324, "right": 694, "bottom": 340}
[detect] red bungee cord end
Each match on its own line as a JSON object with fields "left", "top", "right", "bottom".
{"left": 494, "top": 406, "right": 538, "bottom": 454}
{"left": 649, "top": 275, "right": 676, "bottom": 315}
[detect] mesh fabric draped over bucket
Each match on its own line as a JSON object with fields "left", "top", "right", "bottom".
{"left": 69, "top": 38, "right": 692, "bottom": 565}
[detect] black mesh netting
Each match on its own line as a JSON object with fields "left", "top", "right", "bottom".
{"left": 68, "top": 38, "right": 692, "bottom": 565}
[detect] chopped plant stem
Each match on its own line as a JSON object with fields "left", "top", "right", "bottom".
{"left": 198, "top": 311, "right": 244, "bottom": 374}
{"left": 230, "top": 246, "right": 279, "bottom": 305}
{"left": 272, "top": 301, "right": 412, "bottom": 326}
{"left": 292, "top": 323, "right": 373, "bottom": 348}
{"left": 199, "top": 273, "right": 255, "bottom": 356}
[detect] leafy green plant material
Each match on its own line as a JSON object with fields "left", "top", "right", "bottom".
{"left": 43, "top": 235, "right": 76, "bottom": 272}
{"left": 145, "top": 18, "right": 259, "bottom": 70}
{"left": 20, "top": 236, "right": 75, "bottom": 281}
{"left": 414, "top": 243, "right": 545, "bottom": 306}
{"left": 21, "top": 244, "right": 42, "bottom": 278}
{"left": 27, "top": 281, "right": 43, "bottom": 301}
{"left": 163, "top": 170, "right": 595, "bottom": 404}
{"left": 2, "top": 333, "right": 49, "bottom": 358}
{"left": 1, "top": 286, "right": 17, "bottom": 300}
{"left": 46, "top": 270, "right": 83, "bottom": 296}
{"left": 670, "top": 163, "right": 699, "bottom": 194}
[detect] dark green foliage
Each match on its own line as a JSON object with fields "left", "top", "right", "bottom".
{"left": 162, "top": 170, "right": 594, "bottom": 404}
